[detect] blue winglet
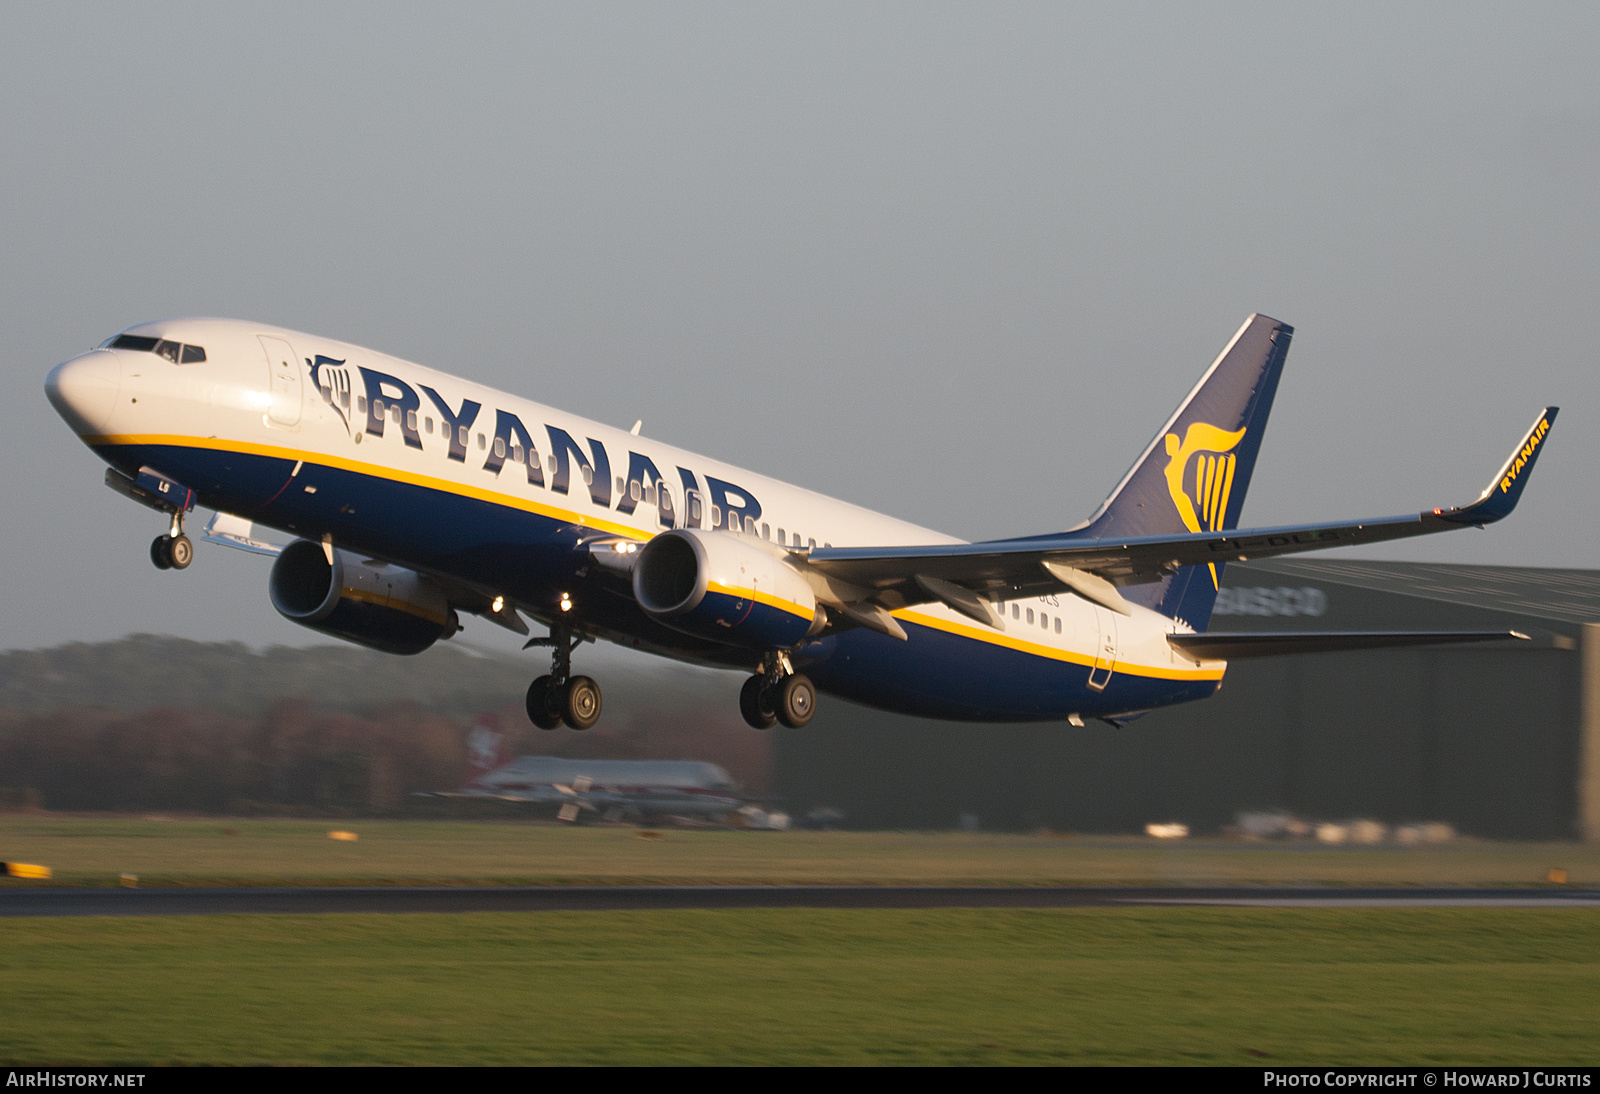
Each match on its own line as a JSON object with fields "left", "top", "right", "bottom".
{"left": 1437, "top": 407, "right": 1558, "bottom": 525}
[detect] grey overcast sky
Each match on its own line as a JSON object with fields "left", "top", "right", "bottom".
{"left": 3, "top": 2, "right": 1597, "bottom": 658}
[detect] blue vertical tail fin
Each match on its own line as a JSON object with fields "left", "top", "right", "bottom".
{"left": 1075, "top": 314, "right": 1293, "bottom": 630}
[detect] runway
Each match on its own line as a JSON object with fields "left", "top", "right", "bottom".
{"left": 1, "top": 885, "right": 1597, "bottom": 917}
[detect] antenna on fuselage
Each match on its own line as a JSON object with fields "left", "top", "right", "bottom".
{"left": 629, "top": 420, "right": 642, "bottom": 435}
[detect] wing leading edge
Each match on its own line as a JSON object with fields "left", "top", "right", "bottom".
{"left": 803, "top": 407, "right": 1557, "bottom": 615}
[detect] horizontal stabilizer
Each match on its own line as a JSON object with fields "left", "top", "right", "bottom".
{"left": 1168, "top": 630, "right": 1529, "bottom": 661}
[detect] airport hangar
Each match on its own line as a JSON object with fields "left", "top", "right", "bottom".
{"left": 774, "top": 560, "right": 1600, "bottom": 840}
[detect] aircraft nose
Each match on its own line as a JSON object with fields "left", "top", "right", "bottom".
{"left": 45, "top": 350, "right": 123, "bottom": 435}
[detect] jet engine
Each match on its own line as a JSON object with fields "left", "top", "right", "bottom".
{"left": 632, "top": 529, "right": 824, "bottom": 650}
{"left": 269, "top": 539, "right": 460, "bottom": 655}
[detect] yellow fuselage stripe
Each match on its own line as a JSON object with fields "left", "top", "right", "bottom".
{"left": 704, "top": 581, "right": 815, "bottom": 620}
{"left": 891, "top": 607, "right": 1224, "bottom": 682}
{"left": 93, "top": 432, "right": 1223, "bottom": 683}
{"left": 88, "top": 432, "right": 652, "bottom": 541}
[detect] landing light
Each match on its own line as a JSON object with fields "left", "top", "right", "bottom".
{"left": 491, "top": 595, "right": 505, "bottom": 613}
{"left": 559, "top": 593, "right": 573, "bottom": 612}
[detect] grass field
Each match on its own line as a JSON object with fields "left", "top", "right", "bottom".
{"left": 1, "top": 907, "right": 1597, "bottom": 1064}
{"left": 0, "top": 815, "right": 1594, "bottom": 888}
{"left": 3, "top": 818, "right": 1597, "bottom": 1064}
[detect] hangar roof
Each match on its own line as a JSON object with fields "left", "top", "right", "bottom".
{"left": 1235, "top": 559, "right": 1600, "bottom": 626}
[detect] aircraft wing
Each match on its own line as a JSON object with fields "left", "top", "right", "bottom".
{"left": 804, "top": 408, "right": 1556, "bottom": 617}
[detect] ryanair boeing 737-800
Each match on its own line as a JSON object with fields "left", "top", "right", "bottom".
{"left": 44, "top": 315, "right": 1554, "bottom": 731}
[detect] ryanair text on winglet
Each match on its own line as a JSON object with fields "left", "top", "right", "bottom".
{"left": 1501, "top": 417, "right": 1551, "bottom": 494}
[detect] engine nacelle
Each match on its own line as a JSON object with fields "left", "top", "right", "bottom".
{"left": 633, "top": 529, "right": 823, "bottom": 650}
{"left": 269, "top": 539, "right": 459, "bottom": 655}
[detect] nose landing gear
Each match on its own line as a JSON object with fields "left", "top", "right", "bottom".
{"left": 740, "top": 651, "right": 816, "bottom": 730}
{"left": 149, "top": 511, "right": 193, "bottom": 571}
{"left": 524, "top": 624, "right": 601, "bottom": 730}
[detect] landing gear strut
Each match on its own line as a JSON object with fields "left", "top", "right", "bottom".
{"left": 524, "top": 623, "right": 601, "bottom": 730}
{"left": 149, "top": 510, "right": 192, "bottom": 571}
{"left": 741, "top": 651, "right": 816, "bottom": 730}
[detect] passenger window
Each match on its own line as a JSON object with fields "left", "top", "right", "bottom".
{"left": 459, "top": 426, "right": 470, "bottom": 446}
{"left": 762, "top": 523, "right": 770, "bottom": 540}
{"left": 709, "top": 504, "right": 721, "bottom": 527}
{"left": 688, "top": 492, "right": 702, "bottom": 527}
{"left": 357, "top": 396, "right": 367, "bottom": 414}
{"left": 373, "top": 399, "right": 385, "bottom": 418}
{"left": 179, "top": 344, "right": 206, "bottom": 364}
{"left": 644, "top": 485, "right": 656, "bottom": 505}
{"left": 390, "top": 405, "right": 401, "bottom": 424}
{"left": 1013, "top": 604, "right": 1020, "bottom": 620}
{"left": 630, "top": 481, "right": 642, "bottom": 502}
{"left": 1054, "top": 618, "right": 1062, "bottom": 634}
{"left": 406, "top": 409, "right": 417, "bottom": 431}
{"left": 340, "top": 390, "right": 350, "bottom": 409}
{"left": 615, "top": 476, "right": 625, "bottom": 495}
{"left": 547, "top": 455, "right": 556, "bottom": 473}
{"left": 425, "top": 417, "right": 434, "bottom": 434}
{"left": 494, "top": 437, "right": 506, "bottom": 458}
{"left": 1026, "top": 608, "right": 1034, "bottom": 624}
{"left": 511, "top": 445, "right": 522, "bottom": 464}
{"left": 477, "top": 433, "right": 486, "bottom": 450}
{"left": 776, "top": 528, "right": 785, "bottom": 545}
{"left": 808, "top": 538, "right": 816, "bottom": 550}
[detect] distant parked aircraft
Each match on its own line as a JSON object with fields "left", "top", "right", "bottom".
{"left": 438, "top": 719, "right": 745, "bottom": 823}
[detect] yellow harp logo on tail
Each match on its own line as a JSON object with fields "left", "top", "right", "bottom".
{"left": 1163, "top": 422, "right": 1247, "bottom": 588}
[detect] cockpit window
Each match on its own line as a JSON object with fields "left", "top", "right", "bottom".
{"left": 104, "top": 334, "right": 206, "bottom": 363}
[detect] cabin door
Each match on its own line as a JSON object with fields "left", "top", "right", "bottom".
{"left": 1087, "top": 605, "right": 1118, "bottom": 691}
{"left": 259, "top": 336, "right": 303, "bottom": 429}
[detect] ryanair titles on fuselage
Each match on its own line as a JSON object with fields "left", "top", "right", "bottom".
{"left": 318, "top": 357, "right": 768, "bottom": 540}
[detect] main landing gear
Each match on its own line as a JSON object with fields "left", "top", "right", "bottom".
{"left": 149, "top": 511, "right": 192, "bottom": 571}
{"left": 524, "top": 623, "right": 601, "bottom": 730}
{"left": 740, "top": 651, "right": 816, "bottom": 730}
